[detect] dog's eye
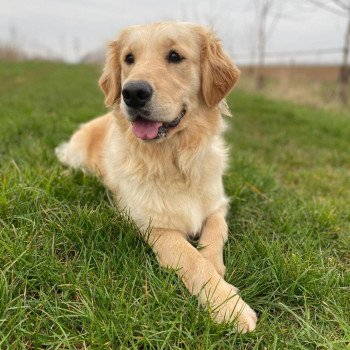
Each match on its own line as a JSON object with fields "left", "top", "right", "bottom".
{"left": 125, "top": 53, "right": 135, "bottom": 65}
{"left": 167, "top": 50, "right": 183, "bottom": 64}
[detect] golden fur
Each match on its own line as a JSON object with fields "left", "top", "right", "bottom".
{"left": 56, "top": 22, "right": 257, "bottom": 333}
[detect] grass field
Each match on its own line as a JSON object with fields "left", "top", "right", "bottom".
{"left": 0, "top": 61, "right": 349, "bottom": 349}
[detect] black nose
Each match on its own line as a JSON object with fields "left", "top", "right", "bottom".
{"left": 122, "top": 81, "right": 153, "bottom": 109}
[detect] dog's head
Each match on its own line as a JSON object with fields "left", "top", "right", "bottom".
{"left": 99, "top": 22, "right": 240, "bottom": 141}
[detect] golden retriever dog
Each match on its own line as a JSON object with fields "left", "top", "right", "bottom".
{"left": 56, "top": 22, "right": 257, "bottom": 333}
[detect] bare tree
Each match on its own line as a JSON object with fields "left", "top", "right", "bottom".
{"left": 308, "top": 0, "right": 350, "bottom": 104}
{"left": 178, "top": 0, "right": 236, "bottom": 57}
{"left": 252, "top": 0, "right": 304, "bottom": 89}
{"left": 178, "top": 0, "right": 218, "bottom": 26}
{"left": 253, "top": 0, "right": 286, "bottom": 89}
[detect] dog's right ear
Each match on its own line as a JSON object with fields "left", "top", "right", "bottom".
{"left": 99, "top": 41, "right": 121, "bottom": 108}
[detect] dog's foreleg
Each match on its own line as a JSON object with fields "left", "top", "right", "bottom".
{"left": 146, "top": 228, "right": 257, "bottom": 333}
{"left": 197, "top": 211, "right": 228, "bottom": 277}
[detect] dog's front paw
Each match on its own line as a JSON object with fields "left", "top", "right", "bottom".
{"left": 210, "top": 284, "right": 257, "bottom": 333}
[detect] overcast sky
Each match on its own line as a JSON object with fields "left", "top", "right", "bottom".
{"left": 0, "top": 0, "right": 347, "bottom": 64}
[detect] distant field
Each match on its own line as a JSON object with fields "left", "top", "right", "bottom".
{"left": 239, "top": 64, "right": 349, "bottom": 109}
{"left": 240, "top": 65, "right": 341, "bottom": 82}
{"left": 0, "top": 61, "right": 349, "bottom": 349}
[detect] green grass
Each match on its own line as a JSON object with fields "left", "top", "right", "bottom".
{"left": 0, "top": 60, "right": 349, "bottom": 349}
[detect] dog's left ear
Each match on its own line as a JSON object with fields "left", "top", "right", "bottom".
{"left": 99, "top": 40, "right": 121, "bottom": 108}
{"left": 201, "top": 31, "right": 240, "bottom": 107}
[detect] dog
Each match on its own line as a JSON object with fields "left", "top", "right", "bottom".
{"left": 55, "top": 22, "right": 257, "bottom": 333}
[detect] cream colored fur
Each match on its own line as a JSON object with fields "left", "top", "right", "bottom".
{"left": 56, "top": 22, "right": 257, "bottom": 333}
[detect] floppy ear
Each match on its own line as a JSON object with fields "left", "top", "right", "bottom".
{"left": 201, "top": 32, "right": 240, "bottom": 107}
{"left": 99, "top": 40, "right": 121, "bottom": 108}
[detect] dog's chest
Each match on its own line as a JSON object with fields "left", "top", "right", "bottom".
{"left": 104, "top": 133, "right": 227, "bottom": 234}
{"left": 117, "top": 170, "right": 211, "bottom": 234}
{"left": 106, "top": 156, "right": 225, "bottom": 235}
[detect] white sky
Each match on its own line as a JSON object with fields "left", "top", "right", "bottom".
{"left": 0, "top": 0, "right": 347, "bottom": 64}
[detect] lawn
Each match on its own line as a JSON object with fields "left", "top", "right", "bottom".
{"left": 0, "top": 61, "right": 349, "bottom": 349}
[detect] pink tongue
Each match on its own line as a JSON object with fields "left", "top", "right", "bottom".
{"left": 132, "top": 119, "right": 162, "bottom": 140}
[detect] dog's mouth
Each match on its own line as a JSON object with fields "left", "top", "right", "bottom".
{"left": 131, "top": 109, "right": 186, "bottom": 140}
